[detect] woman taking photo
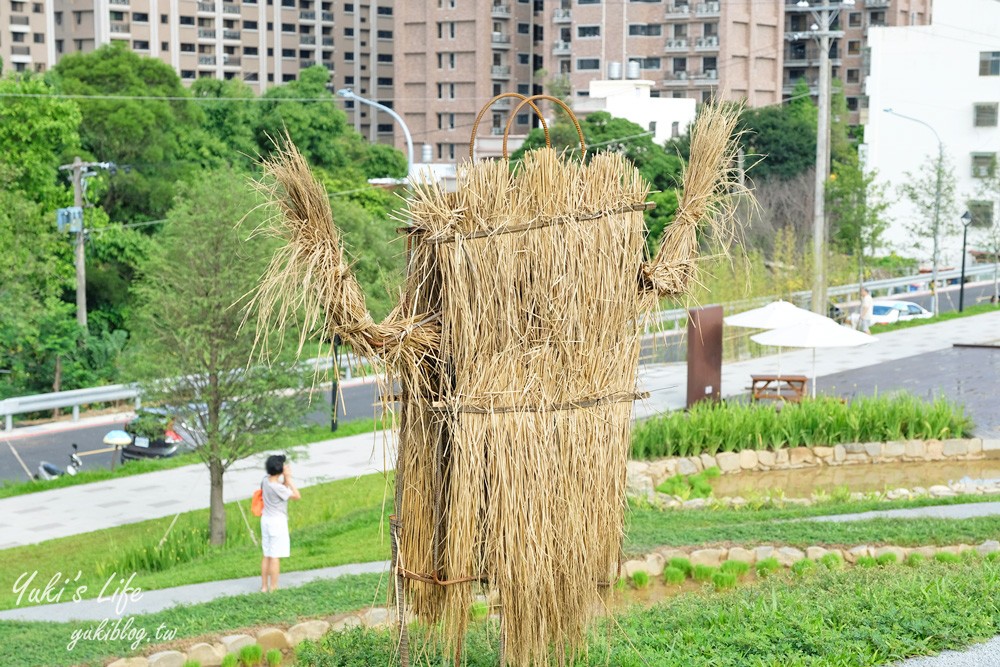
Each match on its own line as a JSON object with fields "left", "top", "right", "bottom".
{"left": 260, "top": 454, "right": 300, "bottom": 592}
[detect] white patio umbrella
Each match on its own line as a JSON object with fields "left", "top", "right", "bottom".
{"left": 751, "top": 318, "right": 877, "bottom": 398}
{"left": 724, "top": 300, "right": 828, "bottom": 377}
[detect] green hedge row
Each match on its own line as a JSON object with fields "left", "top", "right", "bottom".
{"left": 631, "top": 394, "right": 973, "bottom": 460}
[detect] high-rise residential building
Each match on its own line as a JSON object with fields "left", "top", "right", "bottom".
{"left": 783, "top": 0, "right": 931, "bottom": 125}
{"left": 2, "top": 0, "right": 395, "bottom": 141}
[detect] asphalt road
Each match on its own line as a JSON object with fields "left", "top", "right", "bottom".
{"left": 0, "top": 381, "right": 381, "bottom": 484}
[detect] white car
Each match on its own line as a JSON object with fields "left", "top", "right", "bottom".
{"left": 851, "top": 300, "right": 933, "bottom": 327}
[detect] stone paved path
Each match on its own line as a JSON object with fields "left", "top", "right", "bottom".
{"left": 803, "top": 501, "right": 1000, "bottom": 523}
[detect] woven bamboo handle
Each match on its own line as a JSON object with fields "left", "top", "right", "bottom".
{"left": 504, "top": 94, "right": 585, "bottom": 160}
{"left": 469, "top": 93, "right": 549, "bottom": 160}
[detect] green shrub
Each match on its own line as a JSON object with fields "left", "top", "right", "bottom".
{"left": 183, "top": 661, "right": 202, "bottom": 667}
{"left": 876, "top": 553, "right": 898, "bottom": 566}
{"left": 614, "top": 577, "right": 628, "bottom": 591}
{"left": 265, "top": 649, "right": 282, "bottom": 667}
{"left": 663, "top": 566, "right": 686, "bottom": 585}
{"left": 631, "top": 571, "right": 650, "bottom": 589}
{"left": 239, "top": 644, "right": 263, "bottom": 667}
{"left": 720, "top": 560, "right": 750, "bottom": 578}
{"left": 712, "top": 571, "right": 738, "bottom": 590}
{"left": 905, "top": 553, "right": 926, "bottom": 567}
{"left": 935, "top": 552, "right": 961, "bottom": 564}
{"left": 295, "top": 626, "right": 397, "bottom": 665}
{"left": 221, "top": 655, "right": 238, "bottom": 667}
{"left": 693, "top": 565, "right": 718, "bottom": 582}
{"left": 470, "top": 600, "right": 489, "bottom": 620}
{"left": 819, "top": 552, "right": 843, "bottom": 570}
{"left": 669, "top": 557, "right": 693, "bottom": 576}
{"left": 791, "top": 559, "right": 815, "bottom": 576}
{"left": 756, "top": 557, "right": 780, "bottom": 577}
{"left": 856, "top": 556, "right": 877, "bottom": 568}
{"left": 631, "top": 394, "right": 972, "bottom": 459}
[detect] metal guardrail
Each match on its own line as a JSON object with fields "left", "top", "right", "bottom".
{"left": 0, "top": 352, "right": 367, "bottom": 431}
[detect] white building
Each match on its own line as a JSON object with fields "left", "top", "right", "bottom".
{"left": 863, "top": 0, "right": 1000, "bottom": 268}
{"left": 574, "top": 79, "right": 697, "bottom": 146}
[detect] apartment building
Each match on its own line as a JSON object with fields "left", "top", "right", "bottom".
{"left": 783, "top": 0, "right": 931, "bottom": 124}
{"left": 1, "top": 0, "right": 395, "bottom": 141}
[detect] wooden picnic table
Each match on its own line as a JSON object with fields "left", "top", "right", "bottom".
{"left": 750, "top": 374, "right": 809, "bottom": 403}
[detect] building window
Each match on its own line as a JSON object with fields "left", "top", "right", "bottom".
{"left": 377, "top": 53, "right": 392, "bottom": 62}
{"left": 438, "top": 22, "right": 455, "bottom": 39}
{"left": 968, "top": 200, "right": 995, "bottom": 227}
{"left": 869, "top": 11, "right": 886, "bottom": 26}
{"left": 438, "top": 112, "right": 455, "bottom": 129}
{"left": 438, "top": 143, "right": 456, "bottom": 160}
{"left": 635, "top": 57, "right": 661, "bottom": 69}
{"left": 848, "top": 12, "right": 861, "bottom": 27}
{"left": 518, "top": 53, "right": 529, "bottom": 64}
{"left": 980, "top": 52, "right": 1000, "bottom": 76}
{"left": 972, "top": 153, "right": 996, "bottom": 178}
{"left": 181, "top": 70, "right": 196, "bottom": 79}
{"left": 244, "top": 20, "right": 258, "bottom": 30}
{"left": 245, "top": 46, "right": 258, "bottom": 55}
{"left": 578, "top": 0, "right": 600, "bottom": 4}
{"left": 846, "top": 97, "right": 858, "bottom": 111}
{"left": 282, "top": 48, "right": 295, "bottom": 58}
{"left": 847, "top": 40, "right": 860, "bottom": 56}
{"left": 577, "top": 25, "right": 600, "bottom": 38}
{"left": 181, "top": 42, "right": 195, "bottom": 52}
{"left": 377, "top": 29, "right": 392, "bottom": 39}
{"left": 377, "top": 76, "right": 393, "bottom": 86}
{"left": 133, "top": 12, "right": 148, "bottom": 23}
{"left": 673, "top": 57, "right": 686, "bottom": 73}
{"left": 576, "top": 58, "right": 600, "bottom": 70}
{"left": 974, "top": 103, "right": 999, "bottom": 127}
{"left": 437, "top": 82, "right": 456, "bottom": 99}
{"left": 33, "top": 33, "right": 44, "bottom": 43}
{"left": 180, "top": 15, "right": 195, "bottom": 25}
{"left": 344, "top": 27, "right": 354, "bottom": 36}
{"left": 377, "top": 5, "right": 392, "bottom": 14}
{"left": 517, "top": 113, "right": 530, "bottom": 124}
{"left": 133, "top": 40, "right": 149, "bottom": 50}
{"left": 56, "top": 39, "right": 64, "bottom": 52}
{"left": 846, "top": 68, "right": 859, "bottom": 83}
{"left": 629, "top": 24, "right": 662, "bottom": 36}
{"left": 344, "top": 51, "right": 354, "bottom": 61}
{"left": 517, "top": 83, "right": 530, "bottom": 94}
{"left": 282, "top": 23, "right": 295, "bottom": 33}
{"left": 671, "top": 121, "right": 680, "bottom": 137}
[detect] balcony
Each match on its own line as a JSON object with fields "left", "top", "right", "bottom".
{"left": 10, "top": 45, "right": 30, "bottom": 56}
{"left": 222, "top": 29, "right": 240, "bottom": 40}
{"left": 300, "top": 34, "right": 316, "bottom": 44}
{"left": 490, "top": 126, "right": 505, "bottom": 136}
{"left": 491, "top": 3, "right": 511, "bottom": 18}
{"left": 695, "top": 35, "right": 719, "bottom": 50}
{"left": 197, "top": 1, "right": 215, "bottom": 12}
{"left": 110, "top": 21, "right": 131, "bottom": 33}
{"left": 552, "top": 40, "right": 570, "bottom": 55}
{"left": 301, "top": 59, "right": 317, "bottom": 68}
{"left": 9, "top": 15, "right": 29, "bottom": 26}
{"left": 198, "top": 55, "right": 217, "bottom": 65}
{"left": 663, "top": 71, "right": 690, "bottom": 84}
{"left": 491, "top": 64, "right": 511, "bottom": 78}
{"left": 222, "top": 3, "right": 240, "bottom": 13}
{"left": 492, "top": 97, "right": 513, "bottom": 109}
{"left": 109, "top": 0, "right": 129, "bottom": 5}
{"left": 695, "top": 1, "right": 720, "bottom": 15}
{"left": 491, "top": 32, "right": 511, "bottom": 47}
{"left": 553, "top": 8, "right": 571, "bottom": 22}
{"left": 222, "top": 55, "right": 241, "bottom": 67}
{"left": 300, "top": 10, "right": 316, "bottom": 20}
{"left": 693, "top": 69, "right": 718, "bottom": 80}
{"left": 664, "top": 38, "right": 688, "bottom": 51}
{"left": 198, "top": 28, "right": 216, "bottom": 39}
{"left": 865, "top": 0, "right": 890, "bottom": 6}
{"left": 322, "top": 36, "right": 334, "bottom": 46}
{"left": 665, "top": 3, "right": 690, "bottom": 15}
{"left": 321, "top": 11, "right": 334, "bottom": 21}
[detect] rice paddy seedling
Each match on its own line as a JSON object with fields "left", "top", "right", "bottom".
{"left": 856, "top": 556, "right": 878, "bottom": 568}
{"left": 663, "top": 566, "right": 686, "bottom": 585}
{"left": 631, "top": 571, "right": 650, "bottom": 589}
{"left": 265, "top": 649, "right": 282, "bottom": 667}
{"left": 791, "top": 559, "right": 815, "bottom": 576}
{"left": 720, "top": 560, "right": 750, "bottom": 578}
{"left": 693, "top": 565, "right": 718, "bottom": 582}
{"left": 222, "top": 655, "right": 238, "bottom": 667}
{"left": 613, "top": 577, "right": 628, "bottom": 592}
{"left": 905, "top": 553, "right": 926, "bottom": 567}
{"left": 756, "top": 557, "right": 780, "bottom": 577}
{"left": 819, "top": 553, "right": 843, "bottom": 570}
{"left": 712, "top": 571, "right": 738, "bottom": 590}
{"left": 876, "top": 553, "right": 899, "bottom": 566}
{"left": 669, "top": 557, "right": 693, "bottom": 577}
{"left": 183, "top": 661, "right": 202, "bottom": 667}
{"left": 935, "top": 552, "right": 962, "bottom": 564}
{"left": 960, "top": 549, "right": 981, "bottom": 562}
{"left": 239, "top": 644, "right": 263, "bottom": 666}
{"left": 986, "top": 552, "right": 1000, "bottom": 563}
{"left": 470, "top": 600, "right": 489, "bottom": 620}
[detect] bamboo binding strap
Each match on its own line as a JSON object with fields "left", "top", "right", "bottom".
{"left": 428, "top": 391, "right": 649, "bottom": 414}
{"left": 505, "top": 94, "right": 586, "bottom": 161}
{"left": 469, "top": 93, "right": 549, "bottom": 161}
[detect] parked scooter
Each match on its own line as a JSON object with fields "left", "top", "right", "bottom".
{"left": 35, "top": 443, "right": 82, "bottom": 480}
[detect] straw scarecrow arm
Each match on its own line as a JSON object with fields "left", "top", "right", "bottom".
{"left": 246, "top": 141, "right": 437, "bottom": 367}
{"left": 640, "top": 103, "right": 747, "bottom": 298}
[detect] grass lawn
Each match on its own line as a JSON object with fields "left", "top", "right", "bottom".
{"left": 296, "top": 560, "right": 1000, "bottom": 667}
{"left": 0, "top": 419, "right": 379, "bottom": 500}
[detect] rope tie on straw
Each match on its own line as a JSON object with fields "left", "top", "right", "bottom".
{"left": 427, "top": 391, "right": 649, "bottom": 414}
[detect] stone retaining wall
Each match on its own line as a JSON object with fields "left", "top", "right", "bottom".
{"left": 627, "top": 437, "right": 999, "bottom": 504}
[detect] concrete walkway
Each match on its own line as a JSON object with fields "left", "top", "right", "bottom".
{"left": 0, "top": 561, "right": 390, "bottom": 622}
{"left": 896, "top": 637, "right": 1000, "bottom": 666}
{"left": 804, "top": 502, "right": 1000, "bottom": 523}
{"left": 0, "top": 310, "right": 997, "bottom": 550}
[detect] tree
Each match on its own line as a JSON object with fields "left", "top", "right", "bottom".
{"left": 129, "top": 169, "right": 309, "bottom": 545}
{"left": 827, "top": 157, "right": 891, "bottom": 283}
{"left": 740, "top": 102, "right": 817, "bottom": 181}
{"left": 191, "top": 77, "right": 260, "bottom": 166}
{"left": 899, "top": 153, "right": 959, "bottom": 315}
{"left": 971, "top": 165, "right": 1000, "bottom": 303}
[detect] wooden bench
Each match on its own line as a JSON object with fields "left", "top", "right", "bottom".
{"left": 750, "top": 374, "right": 809, "bottom": 403}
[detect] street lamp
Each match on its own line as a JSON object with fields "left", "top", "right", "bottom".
{"left": 336, "top": 88, "right": 414, "bottom": 178}
{"left": 883, "top": 108, "right": 944, "bottom": 316}
{"left": 960, "top": 210, "right": 973, "bottom": 312}
{"left": 792, "top": 0, "right": 855, "bottom": 314}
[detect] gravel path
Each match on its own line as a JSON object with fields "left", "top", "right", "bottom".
{"left": 894, "top": 636, "right": 1000, "bottom": 666}
{"left": 804, "top": 501, "right": 1000, "bottom": 523}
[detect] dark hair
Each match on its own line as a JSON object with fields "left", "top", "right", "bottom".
{"left": 265, "top": 454, "right": 286, "bottom": 476}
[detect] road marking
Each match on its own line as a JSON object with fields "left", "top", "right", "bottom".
{"left": 4, "top": 441, "right": 34, "bottom": 480}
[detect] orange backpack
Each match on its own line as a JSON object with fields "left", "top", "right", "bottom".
{"left": 251, "top": 485, "right": 264, "bottom": 517}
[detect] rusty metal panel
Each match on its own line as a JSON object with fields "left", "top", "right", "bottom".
{"left": 687, "top": 305, "right": 723, "bottom": 408}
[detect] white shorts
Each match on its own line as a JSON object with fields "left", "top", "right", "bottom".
{"left": 261, "top": 516, "right": 290, "bottom": 558}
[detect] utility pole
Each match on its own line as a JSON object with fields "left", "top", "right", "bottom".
{"left": 62, "top": 157, "right": 89, "bottom": 333}
{"left": 793, "top": 0, "right": 853, "bottom": 314}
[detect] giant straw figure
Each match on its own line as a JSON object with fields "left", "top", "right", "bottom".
{"left": 250, "top": 95, "right": 746, "bottom": 665}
